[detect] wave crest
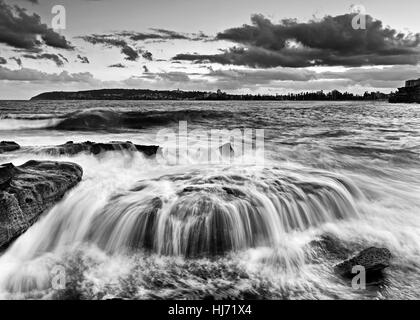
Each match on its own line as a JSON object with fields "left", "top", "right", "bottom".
{"left": 50, "top": 109, "right": 228, "bottom": 131}
{"left": 0, "top": 109, "right": 230, "bottom": 131}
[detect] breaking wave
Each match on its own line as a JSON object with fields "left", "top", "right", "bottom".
{"left": 0, "top": 109, "right": 230, "bottom": 131}
{"left": 0, "top": 118, "right": 62, "bottom": 130}
{"left": 49, "top": 109, "right": 230, "bottom": 131}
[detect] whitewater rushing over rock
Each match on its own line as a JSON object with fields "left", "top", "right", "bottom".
{"left": 87, "top": 168, "right": 362, "bottom": 257}
{"left": 0, "top": 164, "right": 363, "bottom": 259}
{"left": 1, "top": 100, "right": 420, "bottom": 299}
{"left": 0, "top": 159, "right": 364, "bottom": 296}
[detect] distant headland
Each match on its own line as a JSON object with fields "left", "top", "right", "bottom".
{"left": 30, "top": 88, "right": 390, "bottom": 101}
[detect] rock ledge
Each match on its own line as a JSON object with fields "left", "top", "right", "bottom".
{"left": 0, "top": 141, "right": 20, "bottom": 153}
{"left": 0, "top": 160, "right": 83, "bottom": 248}
{"left": 40, "top": 141, "right": 159, "bottom": 157}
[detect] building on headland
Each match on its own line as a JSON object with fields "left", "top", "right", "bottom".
{"left": 389, "top": 78, "right": 420, "bottom": 103}
{"left": 405, "top": 79, "right": 420, "bottom": 87}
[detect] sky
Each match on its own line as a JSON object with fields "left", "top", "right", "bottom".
{"left": 0, "top": 0, "right": 420, "bottom": 99}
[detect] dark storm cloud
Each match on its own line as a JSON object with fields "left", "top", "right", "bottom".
{"left": 10, "top": 57, "right": 22, "bottom": 67}
{"left": 80, "top": 34, "right": 141, "bottom": 61}
{"left": 140, "top": 49, "right": 153, "bottom": 61}
{"left": 173, "top": 14, "right": 420, "bottom": 68}
{"left": 108, "top": 63, "right": 126, "bottom": 68}
{"left": 79, "top": 28, "right": 208, "bottom": 61}
{"left": 174, "top": 47, "right": 321, "bottom": 68}
{"left": 77, "top": 54, "right": 90, "bottom": 64}
{"left": 147, "top": 29, "right": 188, "bottom": 40}
{"left": 58, "top": 53, "right": 68, "bottom": 63}
{"left": 0, "top": 0, "right": 73, "bottom": 50}
{"left": 22, "top": 53, "right": 67, "bottom": 66}
{"left": 120, "top": 45, "right": 139, "bottom": 61}
{"left": 0, "top": 57, "right": 6, "bottom": 64}
{"left": 117, "top": 29, "right": 209, "bottom": 42}
{"left": 118, "top": 32, "right": 162, "bottom": 41}
{"left": 79, "top": 35, "right": 126, "bottom": 47}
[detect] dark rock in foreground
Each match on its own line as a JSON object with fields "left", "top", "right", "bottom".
{"left": 40, "top": 141, "right": 159, "bottom": 157}
{"left": 0, "top": 141, "right": 20, "bottom": 153}
{"left": 334, "top": 247, "right": 391, "bottom": 278}
{"left": 0, "top": 161, "right": 83, "bottom": 248}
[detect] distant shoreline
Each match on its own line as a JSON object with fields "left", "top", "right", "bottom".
{"left": 30, "top": 88, "right": 390, "bottom": 102}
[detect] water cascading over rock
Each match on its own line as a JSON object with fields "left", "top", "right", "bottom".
{"left": 86, "top": 167, "right": 363, "bottom": 257}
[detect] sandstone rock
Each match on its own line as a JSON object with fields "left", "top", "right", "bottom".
{"left": 39, "top": 141, "right": 159, "bottom": 157}
{"left": 334, "top": 247, "right": 391, "bottom": 278}
{"left": 0, "top": 141, "right": 20, "bottom": 153}
{"left": 0, "top": 160, "right": 83, "bottom": 248}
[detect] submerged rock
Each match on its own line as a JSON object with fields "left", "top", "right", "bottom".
{"left": 310, "top": 233, "right": 353, "bottom": 260}
{"left": 334, "top": 247, "right": 392, "bottom": 278}
{"left": 40, "top": 141, "right": 159, "bottom": 157}
{"left": 218, "top": 143, "right": 235, "bottom": 158}
{"left": 0, "top": 141, "right": 20, "bottom": 153}
{"left": 0, "top": 160, "right": 83, "bottom": 248}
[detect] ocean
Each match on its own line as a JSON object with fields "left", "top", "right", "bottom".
{"left": 0, "top": 100, "right": 420, "bottom": 299}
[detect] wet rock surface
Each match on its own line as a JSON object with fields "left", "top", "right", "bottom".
{"left": 218, "top": 143, "right": 235, "bottom": 158}
{"left": 0, "top": 160, "right": 83, "bottom": 248}
{"left": 39, "top": 141, "right": 159, "bottom": 157}
{"left": 309, "top": 234, "right": 353, "bottom": 260}
{"left": 334, "top": 247, "right": 392, "bottom": 278}
{"left": 0, "top": 141, "right": 20, "bottom": 153}
{"left": 309, "top": 234, "right": 392, "bottom": 286}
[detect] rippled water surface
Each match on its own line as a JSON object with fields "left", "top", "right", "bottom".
{"left": 1, "top": 100, "right": 420, "bottom": 299}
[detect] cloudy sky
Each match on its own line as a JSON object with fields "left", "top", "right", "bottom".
{"left": 0, "top": 0, "right": 420, "bottom": 99}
